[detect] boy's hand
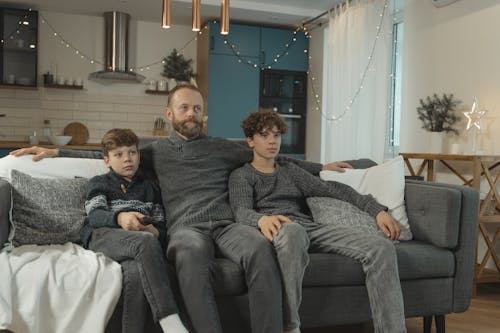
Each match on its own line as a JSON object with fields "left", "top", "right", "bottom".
{"left": 322, "top": 161, "right": 353, "bottom": 172}
{"left": 117, "top": 212, "right": 146, "bottom": 231}
{"left": 10, "top": 146, "right": 59, "bottom": 161}
{"left": 257, "top": 215, "right": 291, "bottom": 241}
{"left": 375, "top": 211, "right": 400, "bottom": 240}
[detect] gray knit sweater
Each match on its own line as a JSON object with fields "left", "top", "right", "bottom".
{"left": 61, "top": 132, "right": 323, "bottom": 233}
{"left": 228, "top": 160, "right": 387, "bottom": 228}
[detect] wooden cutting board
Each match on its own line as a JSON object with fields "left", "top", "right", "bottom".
{"left": 63, "top": 122, "right": 89, "bottom": 145}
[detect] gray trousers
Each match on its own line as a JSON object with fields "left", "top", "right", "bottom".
{"left": 274, "top": 222, "right": 407, "bottom": 333}
{"left": 89, "top": 227, "right": 179, "bottom": 333}
{"left": 166, "top": 222, "right": 283, "bottom": 333}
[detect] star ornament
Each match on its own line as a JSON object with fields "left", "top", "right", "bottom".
{"left": 463, "top": 97, "right": 488, "bottom": 131}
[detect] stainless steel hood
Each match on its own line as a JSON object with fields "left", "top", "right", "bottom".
{"left": 89, "top": 11, "right": 145, "bottom": 82}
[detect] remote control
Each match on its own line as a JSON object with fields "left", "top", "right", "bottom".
{"left": 139, "top": 216, "right": 155, "bottom": 225}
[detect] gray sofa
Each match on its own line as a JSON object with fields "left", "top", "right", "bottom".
{"left": 0, "top": 159, "right": 479, "bottom": 333}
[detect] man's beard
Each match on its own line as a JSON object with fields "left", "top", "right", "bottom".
{"left": 172, "top": 116, "right": 203, "bottom": 140}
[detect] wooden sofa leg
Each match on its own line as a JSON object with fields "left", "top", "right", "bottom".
{"left": 423, "top": 316, "right": 432, "bottom": 333}
{"left": 435, "top": 314, "right": 445, "bottom": 333}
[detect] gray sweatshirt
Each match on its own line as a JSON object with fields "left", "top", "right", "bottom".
{"left": 228, "top": 160, "right": 387, "bottom": 228}
{"left": 61, "top": 131, "right": 323, "bottom": 233}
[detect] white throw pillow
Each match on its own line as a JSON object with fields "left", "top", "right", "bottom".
{"left": 0, "top": 155, "right": 108, "bottom": 181}
{"left": 319, "top": 156, "right": 412, "bottom": 240}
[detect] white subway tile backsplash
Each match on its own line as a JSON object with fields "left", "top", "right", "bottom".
{"left": 75, "top": 111, "right": 100, "bottom": 121}
{"left": 58, "top": 101, "right": 88, "bottom": 111}
{"left": 88, "top": 102, "right": 114, "bottom": 112}
{"left": 0, "top": 90, "right": 172, "bottom": 145}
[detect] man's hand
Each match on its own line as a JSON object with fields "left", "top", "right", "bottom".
{"left": 375, "top": 211, "right": 400, "bottom": 240}
{"left": 322, "top": 161, "right": 353, "bottom": 173}
{"left": 117, "top": 212, "right": 147, "bottom": 231}
{"left": 10, "top": 146, "right": 59, "bottom": 161}
{"left": 257, "top": 215, "right": 291, "bottom": 241}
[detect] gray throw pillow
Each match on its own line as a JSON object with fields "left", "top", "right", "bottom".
{"left": 306, "top": 197, "right": 384, "bottom": 237}
{"left": 9, "top": 170, "right": 89, "bottom": 246}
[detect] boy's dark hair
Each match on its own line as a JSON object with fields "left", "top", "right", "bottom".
{"left": 241, "top": 110, "right": 288, "bottom": 138}
{"left": 167, "top": 83, "right": 202, "bottom": 108}
{"left": 101, "top": 129, "right": 139, "bottom": 156}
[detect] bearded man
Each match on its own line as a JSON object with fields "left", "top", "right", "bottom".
{"left": 11, "top": 84, "right": 351, "bottom": 333}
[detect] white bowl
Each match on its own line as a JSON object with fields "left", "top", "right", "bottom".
{"left": 48, "top": 135, "right": 72, "bottom": 146}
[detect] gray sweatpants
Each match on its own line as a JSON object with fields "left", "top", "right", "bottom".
{"left": 274, "top": 221, "right": 406, "bottom": 333}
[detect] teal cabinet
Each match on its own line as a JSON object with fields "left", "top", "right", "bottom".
{"left": 207, "top": 54, "right": 260, "bottom": 138}
{"left": 200, "top": 22, "right": 308, "bottom": 139}
{"left": 210, "top": 22, "right": 260, "bottom": 57}
{"left": 260, "top": 27, "right": 309, "bottom": 71}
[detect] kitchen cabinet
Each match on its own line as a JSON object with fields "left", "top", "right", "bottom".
{"left": 0, "top": 8, "right": 38, "bottom": 87}
{"left": 197, "top": 21, "right": 308, "bottom": 139}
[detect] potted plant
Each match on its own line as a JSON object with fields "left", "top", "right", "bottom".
{"left": 417, "top": 93, "right": 461, "bottom": 134}
{"left": 417, "top": 93, "right": 461, "bottom": 153}
{"left": 162, "top": 48, "right": 196, "bottom": 86}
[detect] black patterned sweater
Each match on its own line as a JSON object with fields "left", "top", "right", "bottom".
{"left": 81, "top": 168, "right": 167, "bottom": 249}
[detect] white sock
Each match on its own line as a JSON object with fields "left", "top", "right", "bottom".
{"left": 283, "top": 328, "right": 301, "bottom": 333}
{"left": 159, "top": 314, "right": 189, "bottom": 333}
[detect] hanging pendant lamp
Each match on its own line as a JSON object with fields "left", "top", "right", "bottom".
{"left": 192, "top": 0, "right": 201, "bottom": 31}
{"left": 162, "top": 0, "right": 171, "bottom": 29}
{"left": 220, "top": 0, "right": 230, "bottom": 34}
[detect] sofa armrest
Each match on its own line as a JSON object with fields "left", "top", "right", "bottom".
{"left": 405, "top": 180, "right": 479, "bottom": 312}
{"left": 0, "top": 179, "right": 12, "bottom": 247}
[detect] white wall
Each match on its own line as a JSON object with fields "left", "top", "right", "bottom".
{"left": 0, "top": 11, "right": 197, "bottom": 143}
{"left": 400, "top": 0, "right": 500, "bottom": 155}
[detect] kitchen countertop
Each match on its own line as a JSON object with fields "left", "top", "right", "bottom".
{"left": 0, "top": 141, "right": 101, "bottom": 151}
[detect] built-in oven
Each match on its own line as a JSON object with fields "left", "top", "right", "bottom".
{"left": 260, "top": 69, "right": 307, "bottom": 156}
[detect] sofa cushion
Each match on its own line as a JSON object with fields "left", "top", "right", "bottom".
{"left": 319, "top": 156, "right": 412, "bottom": 240}
{"left": 212, "top": 241, "right": 455, "bottom": 294}
{"left": 9, "top": 170, "right": 88, "bottom": 246}
{"left": 306, "top": 197, "right": 384, "bottom": 237}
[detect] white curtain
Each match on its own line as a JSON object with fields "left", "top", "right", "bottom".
{"left": 323, "top": 0, "right": 391, "bottom": 163}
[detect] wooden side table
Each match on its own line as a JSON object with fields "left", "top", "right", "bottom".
{"left": 400, "top": 153, "right": 500, "bottom": 295}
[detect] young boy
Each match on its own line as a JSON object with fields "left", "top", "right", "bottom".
{"left": 81, "top": 128, "right": 188, "bottom": 333}
{"left": 228, "top": 111, "right": 406, "bottom": 333}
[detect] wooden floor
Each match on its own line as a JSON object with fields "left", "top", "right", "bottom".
{"left": 302, "top": 283, "right": 500, "bottom": 333}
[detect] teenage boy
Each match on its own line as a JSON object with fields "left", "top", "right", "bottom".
{"left": 83, "top": 128, "right": 188, "bottom": 333}
{"left": 228, "top": 110, "right": 406, "bottom": 333}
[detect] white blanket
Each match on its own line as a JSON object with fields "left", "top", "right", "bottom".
{"left": 0, "top": 243, "right": 122, "bottom": 333}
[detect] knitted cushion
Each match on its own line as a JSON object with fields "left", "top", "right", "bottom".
{"left": 9, "top": 170, "right": 88, "bottom": 246}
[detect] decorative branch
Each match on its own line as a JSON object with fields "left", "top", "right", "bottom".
{"left": 417, "top": 93, "right": 461, "bottom": 134}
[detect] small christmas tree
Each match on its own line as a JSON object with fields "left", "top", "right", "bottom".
{"left": 417, "top": 93, "right": 461, "bottom": 134}
{"left": 162, "top": 49, "right": 195, "bottom": 83}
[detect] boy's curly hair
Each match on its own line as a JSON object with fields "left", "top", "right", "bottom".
{"left": 101, "top": 129, "right": 139, "bottom": 156}
{"left": 241, "top": 110, "right": 288, "bottom": 138}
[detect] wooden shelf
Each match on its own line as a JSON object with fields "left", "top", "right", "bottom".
{"left": 145, "top": 89, "right": 169, "bottom": 95}
{"left": 44, "top": 84, "right": 84, "bottom": 90}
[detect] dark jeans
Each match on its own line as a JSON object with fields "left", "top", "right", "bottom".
{"left": 89, "top": 228, "right": 179, "bottom": 333}
{"left": 167, "top": 222, "right": 283, "bottom": 333}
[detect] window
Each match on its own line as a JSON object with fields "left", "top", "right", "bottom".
{"left": 386, "top": 3, "right": 404, "bottom": 159}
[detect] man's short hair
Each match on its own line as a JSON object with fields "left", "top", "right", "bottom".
{"left": 101, "top": 128, "right": 139, "bottom": 156}
{"left": 167, "top": 84, "right": 203, "bottom": 108}
{"left": 241, "top": 110, "right": 288, "bottom": 138}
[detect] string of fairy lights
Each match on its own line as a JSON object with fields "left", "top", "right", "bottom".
{"left": 10, "top": 1, "right": 391, "bottom": 123}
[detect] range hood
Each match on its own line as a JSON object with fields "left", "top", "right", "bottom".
{"left": 89, "top": 12, "right": 145, "bottom": 82}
